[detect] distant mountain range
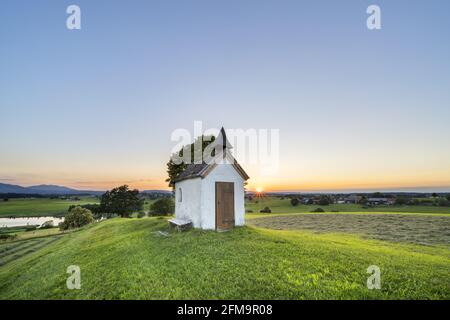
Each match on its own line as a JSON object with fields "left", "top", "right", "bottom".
{"left": 2, "top": 183, "right": 443, "bottom": 196}
{"left": 0, "top": 183, "right": 103, "bottom": 195}
{"left": 141, "top": 190, "right": 172, "bottom": 194}
{"left": 0, "top": 183, "right": 173, "bottom": 196}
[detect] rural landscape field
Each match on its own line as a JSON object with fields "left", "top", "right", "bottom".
{"left": 0, "top": 195, "right": 449, "bottom": 299}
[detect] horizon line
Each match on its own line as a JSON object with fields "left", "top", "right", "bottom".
{"left": 2, "top": 181, "right": 450, "bottom": 194}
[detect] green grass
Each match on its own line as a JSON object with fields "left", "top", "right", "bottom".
{"left": 245, "top": 197, "right": 450, "bottom": 214}
{"left": 0, "top": 235, "right": 63, "bottom": 267}
{"left": 142, "top": 198, "right": 158, "bottom": 211}
{"left": 0, "top": 217, "right": 448, "bottom": 299}
{"left": 0, "top": 197, "right": 99, "bottom": 217}
{"left": 0, "top": 226, "right": 37, "bottom": 235}
{"left": 248, "top": 214, "right": 450, "bottom": 247}
{"left": 2, "top": 228, "right": 64, "bottom": 242}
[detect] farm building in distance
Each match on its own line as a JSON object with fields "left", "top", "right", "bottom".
{"left": 367, "top": 198, "right": 395, "bottom": 206}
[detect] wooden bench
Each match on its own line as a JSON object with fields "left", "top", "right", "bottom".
{"left": 168, "top": 218, "right": 193, "bottom": 232}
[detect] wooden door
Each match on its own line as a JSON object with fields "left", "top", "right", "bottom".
{"left": 215, "top": 182, "right": 235, "bottom": 230}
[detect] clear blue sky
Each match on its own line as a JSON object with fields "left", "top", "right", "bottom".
{"left": 1, "top": 0, "right": 449, "bottom": 191}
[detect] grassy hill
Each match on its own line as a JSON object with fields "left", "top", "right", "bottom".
{"left": 0, "top": 216, "right": 448, "bottom": 299}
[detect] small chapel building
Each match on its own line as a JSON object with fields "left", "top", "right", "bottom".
{"left": 173, "top": 128, "right": 250, "bottom": 231}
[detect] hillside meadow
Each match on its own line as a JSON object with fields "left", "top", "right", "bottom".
{"left": 0, "top": 216, "right": 449, "bottom": 299}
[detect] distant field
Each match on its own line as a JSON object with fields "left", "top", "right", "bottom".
{"left": 0, "top": 197, "right": 99, "bottom": 217}
{"left": 1, "top": 227, "right": 64, "bottom": 242}
{"left": 248, "top": 214, "right": 450, "bottom": 247}
{"left": 246, "top": 197, "right": 450, "bottom": 214}
{"left": 0, "top": 196, "right": 448, "bottom": 219}
{"left": 0, "top": 196, "right": 161, "bottom": 218}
